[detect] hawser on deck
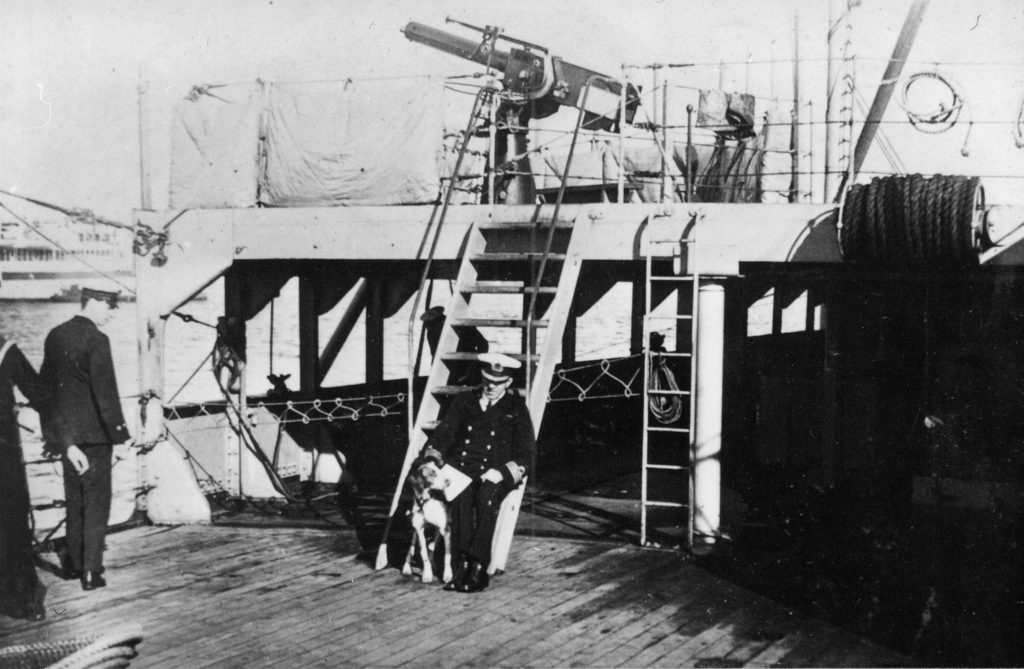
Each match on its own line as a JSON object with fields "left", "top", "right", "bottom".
{"left": 8, "top": 2, "right": 1024, "bottom": 667}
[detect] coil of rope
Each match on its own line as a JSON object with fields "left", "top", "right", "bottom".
{"left": 649, "top": 354, "right": 684, "bottom": 425}
{"left": 896, "top": 71, "right": 973, "bottom": 157}
{"left": 839, "top": 174, "right": 985, "bottom": 268}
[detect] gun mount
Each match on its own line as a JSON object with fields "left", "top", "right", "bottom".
{"left": 403, "top": 18, "right": 640, "bottom": 204}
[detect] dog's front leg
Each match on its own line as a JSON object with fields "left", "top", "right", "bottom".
{"left": 417, "top": 526, "right": 436, "bottom": 583}
{"left": 441, "top": 524, "right": 453, "bottom": 583}
{"left": 401, "top": 527, "right": 417, "bottom": 577}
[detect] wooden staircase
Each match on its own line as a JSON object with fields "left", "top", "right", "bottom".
{"left": 375, "top": 212, "right": 589, "bottom": 569}
{"left": 415, "top": 212, "right": 589, "bottom": 444}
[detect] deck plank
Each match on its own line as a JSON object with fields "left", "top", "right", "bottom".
{"left": 0, "top": 524, "right": 913, "bottom": 668}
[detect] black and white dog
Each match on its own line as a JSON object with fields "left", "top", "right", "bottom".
{"left": 402, "top": 456, "right": 453, "bottom": 584}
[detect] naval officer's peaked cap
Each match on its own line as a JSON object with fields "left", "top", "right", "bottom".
{"left": 478, "top": 352, "right": 521, "bottom": 382}
{"left": 82, "top": 287, "right": 120, "bottom": 309}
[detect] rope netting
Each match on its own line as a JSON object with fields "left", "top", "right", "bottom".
{"left": 164, "top": 393, "right": 407, "bottom": 426}
{"left": 547, "top": 355, "right": 643, "bottom": 402}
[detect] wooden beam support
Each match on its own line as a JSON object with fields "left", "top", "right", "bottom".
{"left": 298, "top": 275, "right": 319, "bottom": 394}
{"left": 365, "top": 275, "right": 384, "bottom": 385}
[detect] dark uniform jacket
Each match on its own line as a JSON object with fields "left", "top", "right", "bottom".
{"left": 39, "top": 316, "right": 129, "bottom": 449}
{"left": 0, "top": 338, "right": 48, "bottom": 450}
{"left": 428, "top": 390, "right": 535, "bottom": 487}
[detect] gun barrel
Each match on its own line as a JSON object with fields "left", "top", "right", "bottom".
{"left": 402, "top": 22, "right": 509, "bottom": 71}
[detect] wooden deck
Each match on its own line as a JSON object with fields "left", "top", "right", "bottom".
{"left": 0, "top": 523, "right": 912, "bottom": 668}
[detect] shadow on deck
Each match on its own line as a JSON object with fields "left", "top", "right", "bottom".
{"left": 2, "top": 509, "right": 912, "bottom": 667}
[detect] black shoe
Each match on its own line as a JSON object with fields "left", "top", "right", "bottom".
{"left": 444, "top": 555, "right": 471, "bottom": 591}
{"left": 457, "top": 559, "right": 489, "bottom": 593}
{"left": 81, "top": 571, "right": 106, "bottom": 591}
{"left": 60, "top": 555, "right": 81, "bottom": 581}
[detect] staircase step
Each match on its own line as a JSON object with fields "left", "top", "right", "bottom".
{"left": 643, "top": 500, "right": 688, "bottom": 509}
{"left": 463, "top": 281, "right": 558, "bottom": 295}
{"left": 451, "top": 317, "right": 549, "bottom": 329}
{"left": 470, "top": 252, "right": 566, "bottom": 262}
{"left": 441, "top": 352, "right": 539, "bottom": 363}
{"left": 432, "top": 385, "right": 527, "bottom": 396}
{"left": 478, "top": 220, "right": 574, "bottom": 230}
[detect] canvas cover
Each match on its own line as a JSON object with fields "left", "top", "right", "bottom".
{"left": 169, "top": 83, "right": 262, "bottom": 209}
{"left": 168, "top": 79, "right": 445, "bottom": 208}
{"left": 261, "top": 80, "right": 444, "bottom": 206}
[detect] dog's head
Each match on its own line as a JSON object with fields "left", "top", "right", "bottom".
{"left": 408, "top": 457, "right": 445, "bottom": 498}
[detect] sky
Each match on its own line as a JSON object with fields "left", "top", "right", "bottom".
{"left": 1, "top": 0, "right": 1022, "bottom": 224}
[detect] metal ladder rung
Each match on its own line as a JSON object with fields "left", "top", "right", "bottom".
{"left": 646, "top": 426, "right": 690, "bottom": 433}
{"left": 647, "top": 389, "right": 690, "bottom": 396}
{"left": 645, "top": 463, "right": 686, "bottom": 471}
{"left": 649, "top": 276, "right": 694, "bottom": 282}
{"left": 643, "top": 501, "right": 688, "bottom": 509}
{"left": 647, "top": 314, "right": 693, "bottom": 321}
{"left": 649, "top": 351, "right": 691, "bottom": 358}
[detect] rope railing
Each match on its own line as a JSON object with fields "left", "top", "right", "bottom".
{"left": 547, "top": 355, "right": 644, "bottom": 403}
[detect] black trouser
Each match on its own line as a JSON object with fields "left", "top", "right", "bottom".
{"left": 449, "top": 478, "right": 511, "bottom": 566}
{"left": 0, "top": 446, "right": 44, "bottom": 615}
{"left": 62, "top": 444, "right": 112, "bottom": 573}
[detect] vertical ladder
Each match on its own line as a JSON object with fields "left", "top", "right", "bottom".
{"left": 641, "top": 236, "right": 699, "bottom": 548}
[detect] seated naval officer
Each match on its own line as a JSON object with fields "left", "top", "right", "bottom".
{"left": 40, "top": 287, "right": 132, "bottom": 591}
{"left": 423, "top": 352, "right": 536, "bottom": 593}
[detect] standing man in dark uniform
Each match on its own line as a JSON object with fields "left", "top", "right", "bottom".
{"left": 423, "top": 353, "right": 535, "bottom": 593}
{"left": 40, "top": 287, "right": 131, "bottom": 591}
{"left": 0, "top": 336, "right": 50, "bottom": 620}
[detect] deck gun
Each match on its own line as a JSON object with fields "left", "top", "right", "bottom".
{"left": 403, "top": 18, "right": 640, "bottom": 203}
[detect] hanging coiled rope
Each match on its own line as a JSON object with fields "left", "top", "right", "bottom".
{"left": 839, "top": 174, "right": 984, "bottom": 268}
{"left": 649, "top": 354, "right": 684, "bottom": 425}
{"left": 896, "top": 71, "right": 973, "bottom": 157}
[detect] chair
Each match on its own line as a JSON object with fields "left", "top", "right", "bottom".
{"left": 488, "top": 477, "right": 526, "bottom": 575}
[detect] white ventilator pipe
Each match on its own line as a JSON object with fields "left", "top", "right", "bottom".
{"left": 693, "top": 280, "right": 725, "bottom": 545}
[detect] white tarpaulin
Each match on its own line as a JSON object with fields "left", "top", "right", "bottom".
{"left": 759, "top": 105, "right": 794, "bottom": 204}
{"left": 169, "top": 83, "right": 262, "bottom": 209}
{"left": 260, "top": 80, "right": 444, "bottom": 206}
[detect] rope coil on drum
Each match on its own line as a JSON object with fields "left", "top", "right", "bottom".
{"left": 839, "top": 174, "right": 986, "bottom": 268}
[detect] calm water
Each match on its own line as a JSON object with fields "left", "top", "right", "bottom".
{"left": 1, "top": 279, "right": 642, "bottom": 536}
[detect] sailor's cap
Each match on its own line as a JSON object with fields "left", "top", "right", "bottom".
{"left": 82, "top": 287, "right": 120, "bottom": 309}
{"left": 479, "top": 352, "right": 521, "bottom": 383}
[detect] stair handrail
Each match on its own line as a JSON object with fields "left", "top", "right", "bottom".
{"left": 524, "top": 74, "right": 613, "bottom": 403}
{"left": 406, "top": 80, "right": 497, "bottom": 444}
